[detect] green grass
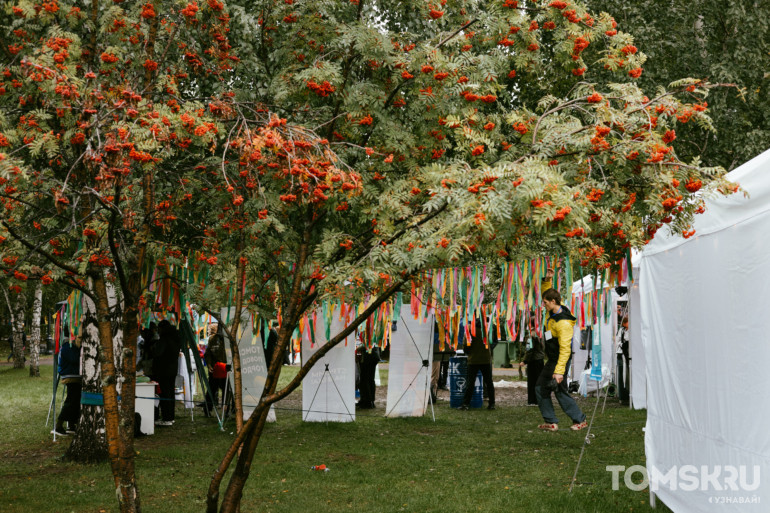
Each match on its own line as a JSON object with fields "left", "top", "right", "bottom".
{"left": 0, "top": 363, "right": 669, "bottom": 513}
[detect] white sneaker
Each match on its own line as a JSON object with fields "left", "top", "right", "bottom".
{"left": 154, "top": 420, "right": 174, "bottom": 426}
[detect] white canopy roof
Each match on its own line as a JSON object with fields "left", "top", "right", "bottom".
{"left": 642, "top": 149, "right": 770, "bottom": 255}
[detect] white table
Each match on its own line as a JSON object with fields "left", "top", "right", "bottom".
{"left": 135, "top": 382, "right": 157, "bottom": 435}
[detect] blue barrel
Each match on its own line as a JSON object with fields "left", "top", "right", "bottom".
{"left": 449, "top": 356, "right": 483, "bottom": 408}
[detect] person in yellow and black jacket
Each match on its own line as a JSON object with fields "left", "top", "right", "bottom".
{"left": 536, "top": 268, "right": 587, "bottom": 432}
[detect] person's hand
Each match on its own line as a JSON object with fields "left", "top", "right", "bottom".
{"left": 545, "top": 268, "right": 554, "bottom": 279}
{"left": 553, "top": 373, "right": 563, "bottom": 384}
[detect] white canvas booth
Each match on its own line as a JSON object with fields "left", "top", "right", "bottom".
{"left": 218, "top": 310, "right": 277, "bottom": 424}
{"left": 301, "top": 309, "right": 356, "bottom": 422}
{"left": 569, "top": 277, "right": 619, "bottom": 394}
{"left": 237, "top": 325, "right": 276, "bottom": 423}
{"left": 639, "top": 149, "right": 770, "bottom": 511}
{"left": 385, "top": 305, "right": 434, "bottom": 418}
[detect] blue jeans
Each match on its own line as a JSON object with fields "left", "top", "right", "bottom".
{"left": 535, "top": 358, "right": 586, "bottom": 425}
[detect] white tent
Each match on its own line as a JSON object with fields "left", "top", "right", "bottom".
{"left": 628, "top": 261, "right": 646, "bottom": 410}
{"left": 639, "top": 150, "right": 770, "bottom": 511}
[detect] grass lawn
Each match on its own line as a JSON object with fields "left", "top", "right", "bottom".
{"left": 0, "top": 363, "right": 667, "bottom": 513}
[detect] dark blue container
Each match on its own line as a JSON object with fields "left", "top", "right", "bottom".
{"left": 449, "top": 356, "right": 483, "bottom": 408}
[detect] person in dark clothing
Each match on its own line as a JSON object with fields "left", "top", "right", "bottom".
{"left": 438, "top": 355, "right": 452, "bottom": 390}
{"left": 460, "top": 317, "right": 495, "bottom": 410}
{"left": 203, "top": 324, "right": 227, "bottom": 417}
{"left": 140, "top": 322, "right": 158, "bottom": 377}
{"left": 616, "top": 316, "right": 630, "bottom": 404}
{"left": 153, "top": 320, "right": 181, "bottom": 426}
{"left": 356, "top": 344, "right": 380, "bottom": 409}
{"left": 431, "top": 318, "right": 457, "bottom": 402}
{"left": 431, "top": 320, "right": 442, "bottom": 404}
{"left": 524, "top": 315, "right": 545, "bottom": 406}
{"left": 264, "top": 323, "right": 278, "bottom": 365}
{"left": 6, "top": 331, "right": 13, "bottom": 362}
{"left": 55, "top": 337, "right": 82, "bottom": 435}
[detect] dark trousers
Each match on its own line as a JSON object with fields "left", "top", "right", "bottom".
{"left": 205, "top": 375, "right": 227, "bottom": 413}
{"left": 358, "top": 360, "right": 377, "bottom": 407}
{"left": 526, "top": 359, "right": 544, "bottom": 405}
{"left": 57, "top": 380, "right": 82, "bottom": 427}
{"left": 463, "top": 363, "right": 494, "bottom": 407}
{"left": 438, "top": 359, "right": 449, "bottom": 388}
{"left": 535, "top": 359, "right": 585, "bottom": 425}
{"left": 617, "top": 354, "right": 629, "bottom": 402}
{"left": 157, "top": 375, "right": 176, "bottom": 421}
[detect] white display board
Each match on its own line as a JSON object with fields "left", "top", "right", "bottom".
{"left": 135, "top": 382, "right": 156, "bottom": 435}
{"left": 219, "top": 309, "right": 276, "bottom": 422}
{"left": 301, "top": 310, "right": 355, "bottom": 422}
{"left": 239, "top": 327, "right": 276, "bottom": 423}
{"left": 176, "top": 351, "right": 197, "bottom": 408}
{"left": 385, "top": 305, "right": 434, "bottom": 417}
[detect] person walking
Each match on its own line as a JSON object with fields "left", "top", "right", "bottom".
{"left": 356, "top": 343, "right": 380, "bottom": 410}
{"left": 537, "top": 268, "right": 587, "bottom": 431}
{"left": 616, "top": 316, "right": 630, "bottom": 404}
{"left": 204, "top": 324, "right": 228, "bottom": 417}
{"left": 55, "top": 334, "right": 81, "bottom": 435}
{"left": 524, "top": 313, "right": 545, "bottom": 406}
{"left": 153, "top": 320, "right": 181, "bottom": 426}
{"left": 139, "top": 322, "right": 158, "bottom": 377}
{"left": 459, "top": 317, "right": 495, "bottom": 410}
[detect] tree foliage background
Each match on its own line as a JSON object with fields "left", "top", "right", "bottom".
{"left": 0, "top": 0, "right": 747, "bottom": 511}
{"left": 584, "top": 0, "right": 770, "bottom": 171}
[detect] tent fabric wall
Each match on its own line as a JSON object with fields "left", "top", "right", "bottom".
{"left": 639, "top": 149, "right": 770, "bottom": 511}
{"left": 628, "top": 274, "right": 646, "bottom": 410}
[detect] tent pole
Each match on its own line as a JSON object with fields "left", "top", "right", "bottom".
{"left": 569, "top": 378, "right": 602, "bottom": 493}
{"left": 602, "top": 332, "right": 616, "bottom": 414}
{"left": 180, "top": 318, "right": 222, "bottom": 426}
{"left": 427, "top": 320, "right": 435, "bottom": 422}
{"left": 46, "top": 374, "right": 59, "bottom": 427}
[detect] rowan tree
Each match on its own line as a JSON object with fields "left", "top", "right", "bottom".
{"left": 188, "top": 1, "right": 736, "bottom": 511}
{"left": 0, "top": 0, "right": 235, "bottom": 510}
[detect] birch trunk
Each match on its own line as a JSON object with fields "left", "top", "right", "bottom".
{"left": 11, "top": 290, "right": 26, "bottom": 369}
{"left": 29, "top": 281, "right": 43, "bottom": 377}
{"left": 65, "top": 291, "right": 108, "bottom": 463}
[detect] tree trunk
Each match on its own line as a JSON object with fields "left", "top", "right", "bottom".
{"left": 65, "top": 291, "right": 108, "bottom": 463}
{"left": 230, "top": 256, "right": 247, "bottom": 433}
{"left": 211, "top": 277, "right": 408, "bottom": 513}
{"left": 92, "top": 272, "right": 140, "bottom": 513}
{"left": 29, "top": 281, "right": 43, "bottom": 377}
{"left": 11, "top": 289, "right": 25, "bottom": 369}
